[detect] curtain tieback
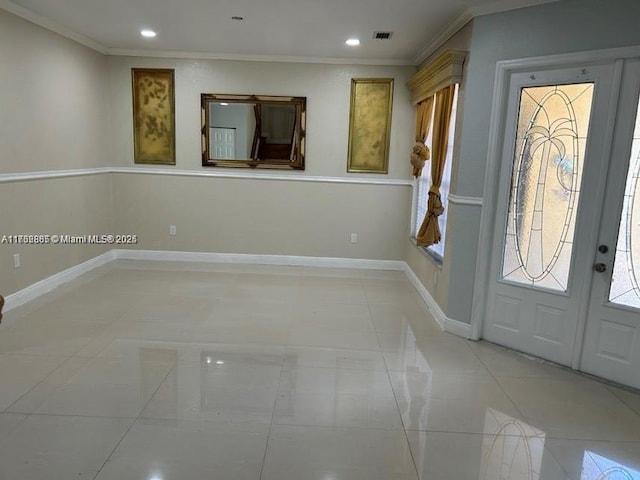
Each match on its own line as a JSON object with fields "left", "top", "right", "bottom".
{"left": 427, "top": 190, "right": 444, "bottom": 216}
{"left": 410, "top": 142, "right": 430, "bottom": 177}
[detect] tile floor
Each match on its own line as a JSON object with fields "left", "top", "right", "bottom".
{"left": 0, "top": 260, "right": 639, "bottom": 480}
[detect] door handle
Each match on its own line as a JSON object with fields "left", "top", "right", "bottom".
{"left": 594, "top": 263, "right": 607, "bottom": 273}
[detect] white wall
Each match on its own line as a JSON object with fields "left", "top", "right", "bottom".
{"left": 106, "top": 56, "right": 416, "bottom": 260}
{"left": 0, "top": 6, "right": 417, "bottom": 301}
{"left": 107, "top": 56, "right": 415, "bottom": 178}
{"left": 112, "top": 173, "right": 410, "bottom": 260}
{"left": 0, "top": 10, "right": 112, "bottom": 296}
{"left": 0, "top": 10, "right": 108, "bottom": 173}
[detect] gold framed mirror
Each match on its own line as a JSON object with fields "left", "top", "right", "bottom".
{"left": 201, "top": 94, "right": 306, "bottom": 170}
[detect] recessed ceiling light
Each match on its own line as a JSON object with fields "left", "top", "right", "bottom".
{"left": 345, "top": 38, "right": 360, "bottom": 46}
{"left": 216, "top": 360, "right": 225, "bottom": 365}
{"left": 140, "top": 29, "right": 156, "bottom": 38}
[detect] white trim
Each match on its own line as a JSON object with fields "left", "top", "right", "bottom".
{"left": 0, "top": 0, "right": 107, "bottom": 54}
{"left": 2, "top": 247, "right": 474, "bottom": 340}
{"left": 442, "top": 316, "right": 473, "bottom": 338}
{"left": 471, "top": 46, "right": 640, "bottom": 344}
{"left": 496, "top": 45, "right": 640, "bottom": 72}
{"left": 403, "top": 263, "right": 472, "bottom": 338}
{"left": 410, "top": 178, "right": 419, "bottom": 237}
{"left": 113, "top": 249, "right": 406, "bottom": 271}
{"left": 571, "top": 59, "right": 625, "bottom": 370}
{"left": 2, "top": 0, "right": 558, "bottom": 68}
{"left": 414, "top": 10, "right": 474, "bottom": 66}
{"left": 448, "top": 193, "right": 483, "bottom": 206}
{"left": 109, "top": 167, "right": 413, "bottom": 186}
{"left": 0, "top": 167, "right": 413, "bottom": 187}
{"left": 413, "top": 0, "right": 560, "bottom": 65}
{"left": 3, "top": 251, "right": 115, "bottom": 312}
{"left": 0, "top": 167, "right": 111, "bottom": 184}
{"left": 0, "top": 0, "right": 407, "bottom": 66}
{"left": 469, "top": 47, "right": 512, "bottom": 342}
{"left": 106, "top": 49, "right": 413, "bottom": 66}
{"left": 469, "top": 0, "right": 559, "bottom": 17}
{"left": 1, "top": 249, "right": 404, "bottom": 313}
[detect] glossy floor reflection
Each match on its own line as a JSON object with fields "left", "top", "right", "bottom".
{"left": 0, "top": 260, "right": 639, "bottom": 479}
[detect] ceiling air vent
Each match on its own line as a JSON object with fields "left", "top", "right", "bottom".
{"left": 373, "top": 31, "right": 393, "bottom": 40}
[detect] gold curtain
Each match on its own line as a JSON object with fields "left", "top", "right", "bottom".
{"left": 411, "top": 96, "right": 434, "bottom": 177}
{"left": 416, "top": 84, "right": 456, "bottom": 247}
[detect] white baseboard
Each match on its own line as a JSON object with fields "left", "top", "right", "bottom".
{"left": 2, "top": 249, "right": 404, "bottom": 316}
{"left": 112, "top": 249, "right": 406, "bottom": 271}
{"left": 403, "top": 263, "right": 471, "bottom": 339}
{"left": 4, "top": 250, "right": 116, "bottom": 312}
{"left": 3, "top": 248, "right": 469, "bottom": 341}
{"left": 441, "top": 316, "right": 473, "bottom": 338}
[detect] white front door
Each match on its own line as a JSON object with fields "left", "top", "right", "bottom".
{"left": 581, "top": 60, "right": 640, "bottom": 389}
{"left": 484, "top": 63, "right": 618, "bottom": 366}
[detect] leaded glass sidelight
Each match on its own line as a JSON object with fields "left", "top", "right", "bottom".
{"left": 609, "top": 98, "right": 640, "bottom": 308}
{"left": 501, "top": 83, "right": 595, "bottom": 291}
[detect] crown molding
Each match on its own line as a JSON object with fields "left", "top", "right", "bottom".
{"left": 469, "top": 0, "right": 559, "bottom": 17}
{"left": 4, "top": 0, "right": 558, "bottom": 67}
{"left": 413, "top": 0, "right": 560, "bottom": 65}
{"left": 0, "top": 0, "right": 107, "bottom": 54}
{"left": 0, "top": 0, "right": 412, "bottom": 66}
{"left": 105, "top": 48, "right": 414, "bottom": 66}
{"left": 414, "top": 10, "right": 474, "bottom": 67}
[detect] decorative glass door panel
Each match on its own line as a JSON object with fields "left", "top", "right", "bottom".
{"left": 609, "top": 97, "right": 640, "bottom": 307}
{"left": 485, "top": 64, "right": 616, "bottom": 367}
{"left": 501, "top": 83, "right": 594, "bottom": 291}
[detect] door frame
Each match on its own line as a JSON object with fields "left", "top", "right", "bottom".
{"left": 470, "top": 45, "right": 640, "bottom": 370}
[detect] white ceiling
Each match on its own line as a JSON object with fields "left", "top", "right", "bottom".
{"left": 3, "top": 0, "right": 557, "bottom": 64}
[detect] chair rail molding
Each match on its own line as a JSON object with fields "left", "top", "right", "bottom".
{"left": 0, "top": 167, "right": 413, "bottom": 187}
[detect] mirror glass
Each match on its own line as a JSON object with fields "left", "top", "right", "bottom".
{"left": 201, "top": 94, "right": 306, "bottom": 170}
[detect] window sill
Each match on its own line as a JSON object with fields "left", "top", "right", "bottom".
{"left": 410, "top": 237, "right": 443, "bottom": 267}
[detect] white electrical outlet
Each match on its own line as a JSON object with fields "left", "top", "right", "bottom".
{"left": 13, "top": 253, "right": 21, "bottom": 268}
{"left": 169, "top": 225, "right": 177, "bottom": 235}
{"left": 350, "top": 233, "right": 358, "bottom": 244}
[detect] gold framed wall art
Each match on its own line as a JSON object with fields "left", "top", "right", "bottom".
{"left": 132, "top": 68, "right": 176, "bottom": 165}
{"left": 347, "top": 78, "right": 394, "bottom": 174}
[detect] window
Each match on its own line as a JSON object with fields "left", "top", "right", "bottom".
{"left": 414, "top": 85, "right": 459, "bottom": 260}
